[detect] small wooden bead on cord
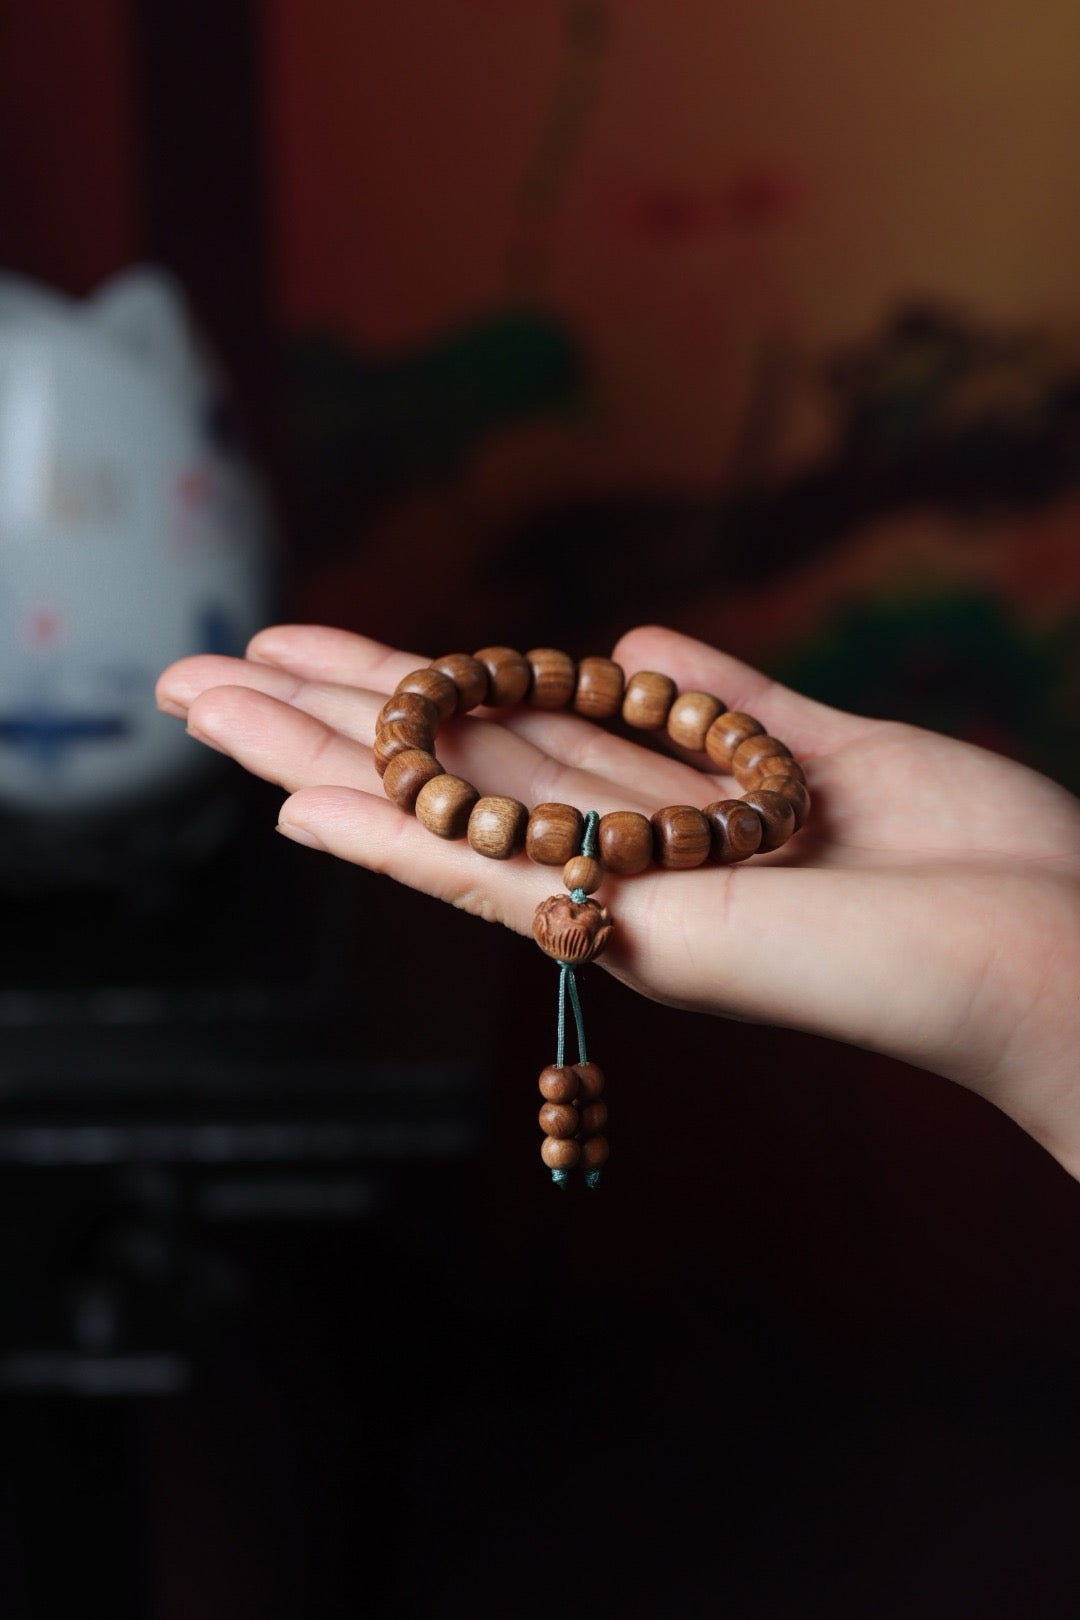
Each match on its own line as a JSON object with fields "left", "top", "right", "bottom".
{"left": 374, "top": 645, "right": 811, "bottom": 1188}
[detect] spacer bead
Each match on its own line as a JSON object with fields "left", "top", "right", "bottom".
{"left": 563, "top": 855, "right": 602, "bottom": 894}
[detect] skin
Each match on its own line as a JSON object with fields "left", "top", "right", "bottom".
{"left": 157, "top": 624, "right": 1080, "bottom": 1181}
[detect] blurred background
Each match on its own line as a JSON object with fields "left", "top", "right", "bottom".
{"left": 1, "top": 2, "right": 1079, "bottom": 1615}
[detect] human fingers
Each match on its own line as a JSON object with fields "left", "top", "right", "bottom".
{"left": 159, "top": 655, "right": 383, "bottom": 744}
{"left": 183, "top": 683, "right": 666, "bottom": 819}
{"left": 157, "top": 654, "right": 255, "bottom": 717}
{"left": 246, "top": 624, "right": 426, "bottom": 692}
{"left": 160, "top": 654, "right": 301, "bottom": 720}
{"left": 185, "top": 685, "right": 379, "bottom": 794}
{"left": 495, "top": 705, "right": 727, "bottom": 809}
{"left": 170, "top": 650, "right": 720, "bottom": 813}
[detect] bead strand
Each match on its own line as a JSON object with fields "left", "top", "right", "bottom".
{"left": 373, "top": 646, "right": 811, "bottom": 868}
{"left": 538, "top": 1061, "right": 609, "bottom": 1186}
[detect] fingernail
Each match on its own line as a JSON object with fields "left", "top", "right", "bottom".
{"left": 186, "top": 724, "right": 227, "bottom": 756}
{"left": 276, "top": 821, "right": 327, "bottom": 851}
{"left": 157, "top": 696, "right": 188, "bottom": 720}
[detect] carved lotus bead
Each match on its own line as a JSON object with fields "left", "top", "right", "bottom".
{"left": 532, "top": 893, "right": 613, "bottom": 964}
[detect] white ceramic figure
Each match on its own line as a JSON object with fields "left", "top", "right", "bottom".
{"left": 0, "top": 267, "right": 276, "bottom": 814}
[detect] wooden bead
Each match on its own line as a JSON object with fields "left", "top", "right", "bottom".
{"left": 430, "top": 652, "right": 489, "bottom": 711}
{"left": 666, "top": 690, "right": 724, "bottom": 752}
{"left": 538, "top": 1101, "right": 580, "bottom": 1138}
{"left": 651, "top": 805, "right": 712, "bottom": 869}
{"left": 382, "top": 748, "right": 443, "bottom": 810}
{"left": 415, "top": 773, "right": 479, "bottom": 838}
{"left": 740, "top": 754, "right": 805, "bottom": 790}
{"left": 473, "top": 646, "right": 532, "bottom": 706}
{"left": 395, "top": 667, "right": 458, "bottom": 721}
{"left": 704, "top": 711, "right": 764, "bottom": 770}
{"left": 526, "top": 802, "right": 584, "bottom": 865}
{"left": 703, "top": 798, "right": 764, "bottom": 862}
{"left": 376, "top": 691, "right": 439, "bottom": 733}
{"left": 731, "top": 733, "right": 793, "bottom": 788}
{"left": 580, "top": 1135, "right": 609, "bottom": 1171}
{"left": 563, "top": 855, "right": 602, "bottom": 894}
{"left": 533, "top": 894, "right": 613, "bottom": 964}
{"left": 573, "top": 656, "right": 624, "bottom": 720}
{"left": 572, "top": 1061, "right": 604, "bottom": 1101}
{"left": 526, "top": 647, "right": 576, "bottom": 709}
{"left": 539, "top": 1064, "right": 580, "bottom": 1103}
{"left": 372, "top": 718, "right": 434, "bottom": 777}
{"left": 597, "top": 810, "right": 653, "bottom": 875}
{"left": 541, "top": 1135, "right": 581, "bottom": 1170}
{"left": 579, "top": 1099, "right": 608, "bottom": 1136}
{"left": 622, "top": 670, "right": 677, "bottom": 730}
{"left": 467, "top": 795, "right": 528, "bottom": 859}
{"left": 758, "top": 772, "right": 811, "bottom": 830}
{"left": 742, "top": 787, "right": 797, "bottom": 852}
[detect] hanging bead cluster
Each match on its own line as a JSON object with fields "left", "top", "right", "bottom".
{"left": 538, "top": 1061, "right": 609, "bottom": 1189}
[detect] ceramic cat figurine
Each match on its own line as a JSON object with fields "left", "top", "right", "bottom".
{"left": 0, "top": 266, "right": 275, "bottom": 814}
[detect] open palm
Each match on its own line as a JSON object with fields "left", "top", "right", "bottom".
{"left": 158, "top": 624, "right": 1080, "bottom": 1178}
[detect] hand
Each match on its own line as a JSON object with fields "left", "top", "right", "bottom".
{"left": 157, "top": 624, "right": 1080, "bottom": 1179}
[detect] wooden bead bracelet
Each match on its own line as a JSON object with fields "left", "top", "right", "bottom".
{"left": 374, "top": 646, "right": 810, "bottom": 1187}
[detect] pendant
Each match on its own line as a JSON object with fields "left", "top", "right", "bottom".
{"left": 532, "top": 883, "right": 613, "bottom": 1188}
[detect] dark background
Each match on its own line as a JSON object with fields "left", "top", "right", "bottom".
{"left": 1, "top": 3, "right": 1079, "bottom": 1616}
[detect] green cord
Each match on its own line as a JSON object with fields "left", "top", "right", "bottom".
{"left": 549, "top": 810, "right": 602, "bottom": 1188}
{"left": 555, "top": 961, "right": 588, "bottom": 1069}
